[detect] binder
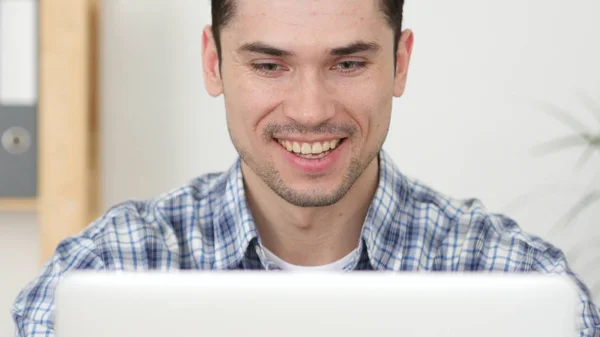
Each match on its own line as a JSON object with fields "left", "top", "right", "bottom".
{"left": 0, "top": 0, "right": 38, "bottom": 197}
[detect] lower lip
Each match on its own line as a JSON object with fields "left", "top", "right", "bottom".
{"left": 277, "top": 140, "right": 346, "bottom": 173}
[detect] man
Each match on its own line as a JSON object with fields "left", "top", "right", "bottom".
{"left": 12, "top": 0, "right": 600, "bottom": 336}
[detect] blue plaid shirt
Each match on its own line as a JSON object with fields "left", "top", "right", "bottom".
{"left": 12, "top": 150, "right": 600, "bottom": 337}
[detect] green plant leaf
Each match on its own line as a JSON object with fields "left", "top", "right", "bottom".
{"left": 574, "top": 143, "right": 599, "bottom": 170}
{"left": 576, "top": 91, "right": 600, "bottom": 126}
{"left": 535, "top": 101, "right": 592, "bottom": 134}
{"left": 552, "top": 190, "right": 600, "bottom": 231}
{"left": 531, "top": 134, "right": 593, "bottom": 157}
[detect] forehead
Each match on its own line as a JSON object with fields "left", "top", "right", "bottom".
{"left": 222, "top": 0, "right": 392, "bottom": 51}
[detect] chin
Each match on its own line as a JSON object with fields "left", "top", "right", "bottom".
{"left": 268, "top": 175, "right": 352, "bottom": 207}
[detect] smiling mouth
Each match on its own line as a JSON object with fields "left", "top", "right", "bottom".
{"left": 275, "top": 138, "right": 346, "bottom": 159}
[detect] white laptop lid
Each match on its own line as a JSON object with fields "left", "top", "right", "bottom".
{"left": 55, "top": 272, "right": 577, "bottom": 337}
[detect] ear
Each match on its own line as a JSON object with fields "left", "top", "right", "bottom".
{"left": 393, "top": 29, "right": 414, "bottom": 97}
{"left": 202, "top": 25, "right": 224, "bottom": 97}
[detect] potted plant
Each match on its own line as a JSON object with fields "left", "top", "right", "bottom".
{"left": 530, "top": 92, "right": 600, "bottom": 299}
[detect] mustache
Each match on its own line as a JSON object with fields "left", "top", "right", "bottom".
{"left": 263, "top": 123, "right": 358, "bottom": 139}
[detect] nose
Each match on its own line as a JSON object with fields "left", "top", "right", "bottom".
{"left": 283, "top": 72, "right": 335, "bottom": 128}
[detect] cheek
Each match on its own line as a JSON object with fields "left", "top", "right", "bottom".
{"left": 366, "top": 93, "right": 393, "bottom": 141}
{"left": 335, "top": 75, "right": 394, "bottom": 137}
{"left": 224, "top": 72, "right": 284, "bottom": 140}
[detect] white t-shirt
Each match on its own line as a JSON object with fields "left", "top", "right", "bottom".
{"left": 261, "top": 246, "right": 357, "bottom": 271}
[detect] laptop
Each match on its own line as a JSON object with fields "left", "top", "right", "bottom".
{"left": 55, "top": 271, "right": 577, "bottom": 337}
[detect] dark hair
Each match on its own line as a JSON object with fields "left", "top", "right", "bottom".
{"left": 211, "top": 0, "right": 404, "bottom": 63}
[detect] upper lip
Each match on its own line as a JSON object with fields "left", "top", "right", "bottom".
{"left": 273, "top": 136, "right": 346, "bottom": 142}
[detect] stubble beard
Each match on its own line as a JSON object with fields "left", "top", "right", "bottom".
{"left": 236, "top": 141, "right": 380, "bottom": 208}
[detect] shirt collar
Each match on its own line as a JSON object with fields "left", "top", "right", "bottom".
{"left": 212, "top": 159, "right": 259, "bottom": 269}
{"left": 212, "top": 149, "right": 410, "bottom": 271}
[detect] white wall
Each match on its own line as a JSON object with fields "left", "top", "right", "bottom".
{"left": 2, "top": 0, "right": 600, "bottom": 334}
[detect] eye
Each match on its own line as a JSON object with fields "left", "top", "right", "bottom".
{"left": 251, "top": 63, "right": 283, "bottom": 75}
{"left": 332, "top": 60, "right": 368, "bottom": 73}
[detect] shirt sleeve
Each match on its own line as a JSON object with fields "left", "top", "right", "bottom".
{"left": 11, "top": 235, "right": 105, "bottom": 337}
{"left": 531, "top": 246, "right": 600, "bottom": 337}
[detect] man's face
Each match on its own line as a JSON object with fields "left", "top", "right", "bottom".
{"left": 203, "top": 0, "right": 412, "bottom": 207}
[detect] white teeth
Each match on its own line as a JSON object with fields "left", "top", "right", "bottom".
{"left": 278, "top": 139, "right": 342, "bottom": 156}
{"left": 301, "top": 143, "right": 312, "bottom": 154}
{"left": 311, "top": 142, "right": 322, "bottom": 154}
{"left": 330, "top": 139, "right": 339, "bottom": 149}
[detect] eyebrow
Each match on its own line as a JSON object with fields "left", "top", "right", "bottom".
{"left": 330, "top": 41, "right": 382, "bottom": 56}
{"left": 238, "top": 42, "right": 294, "bottom": 57}
{"left": 237, "top": 41, "right": 382, "bottom": 58}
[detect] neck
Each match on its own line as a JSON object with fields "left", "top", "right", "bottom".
{"left": 244, "top": 156, "right": 380, "bottom": 266}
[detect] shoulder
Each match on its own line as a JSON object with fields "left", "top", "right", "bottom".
{"left": 62, "top": 170, "right": 230, "bottom": 270}
{"left": 398, "top": 175, "right": 552, "bottom": 270}
{"left": 89, "top": 171, "right": 226, "bottom": 236}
